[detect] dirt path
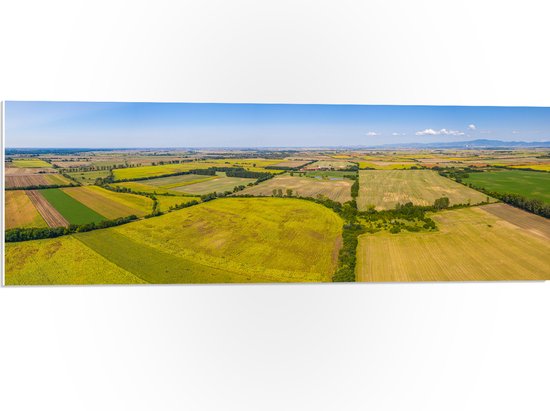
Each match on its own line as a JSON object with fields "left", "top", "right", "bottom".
{"left": 26, "top": 190, "right": 69, "bottom": 228}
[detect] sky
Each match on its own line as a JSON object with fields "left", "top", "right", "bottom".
{"left": 5, "top": 101, "right": 550, "bottom": 148}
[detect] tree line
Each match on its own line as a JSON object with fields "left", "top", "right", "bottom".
{"left": 465, "top": 185, "right": 550, "bottom": 218}
{"left": 5, "top": 215, "right": 139, "bottom": 242}
{"left": 5, "top": 183, "right": 78, "bottom": 191}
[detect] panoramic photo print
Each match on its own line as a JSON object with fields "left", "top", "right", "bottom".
{"left": 3, "top": 101, "right": 550, "bottom": 285}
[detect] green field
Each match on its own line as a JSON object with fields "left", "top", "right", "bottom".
{"left": 5, "top": 198, "right": 343, "bottom": 284}
{"left": 174, "top": 176, "right": 256, "bottom": 195}
{"left": 11, "top": 158, "right": 52, "bottom": 168}
{"left": 66, "top": 170, "right": 111, "bottom": 185}
{"left": 112, "top": 163, "right": 214, "bottom": 180}
{"left": 5, "top": 236, "right": 146, "bottom": 285}
{"left": 110, "top": 181, "right": 185, "bottom": 195}
{"left": 463, "top": 170, "right": 550, "bottom": 203}
{"left": 143, "top": 173, "right": 218, "bottom": 188}
{"left": 356, "top": 206, "right": 550, "bottom": 282}
{"left": 156, "top": 195, "right": 201, "bottom": 212}
{"left": 112, "top": 160, "right": 281, "bottom": 181}
{"left": 40, "top": 188, "right": 106, "bottom": 225}
{"left": 357, "top": 170, "right": 491, "bottom": 210}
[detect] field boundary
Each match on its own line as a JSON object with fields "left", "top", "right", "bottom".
{"left": 26, "top": 190, "right": 69, "bottom": 227}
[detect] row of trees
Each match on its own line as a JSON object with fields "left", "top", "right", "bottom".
{"left": 264, "top": 160, "right": 317, "bottom": 171}
{"left": 438, "top": 167, "right": 550, "bottom": 218}
{"left": 467, "top": 185, "right": 550, "bottom": 218}
{"left": 5, "top": 215, "right": 139, "bottom": 242}
{"left": 5, "top": 183, "right": 78, "bottom": 191}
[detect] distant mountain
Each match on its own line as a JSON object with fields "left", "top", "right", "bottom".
{"left": 368, "top": 139, "right": 550, "bottom": 149}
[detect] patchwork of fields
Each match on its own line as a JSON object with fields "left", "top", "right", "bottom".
{"left": 5, "top": 187, "right": 155, "bottom": 229}
{"left": 40, "top": 189, "right": 106, "bottom": 225}
{"left": 463, "top": 170, "right": 550, "bottom": 203}
{"left": 4, "top": 149, "right": 550, "bottom": 285}
{"left": 304, "top": 160, "right": 356, "bottom": 170}
{"left": 61, "top": 186, "right": 153, "bottom": 218}
{"left": 111, "top": 173, "right": 256, "bottom": 195}
{"left": 357, "top": 205, "right": 550, "bottom": 282}
{"left": 5, "top": 198, "right": 343, "bottom": 285}
{"left": 240, "top": 175, "right": 353, "bottom": 202}
{"left": 26, "top": 190, "right": 69, "bottom": 227}
{"left": 357, "top": 170, "right": 491, "bottom": 210}
{"left": 111, "top": 159, "right": 283, "bottom": 181}
{"left": 66, "top": 170, "right": 111, "bottom": 185}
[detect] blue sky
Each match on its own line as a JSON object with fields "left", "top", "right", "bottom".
{"left": 5, "top": 101, "right": 550, "bottom": 148}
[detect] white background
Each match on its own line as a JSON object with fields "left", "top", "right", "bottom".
{"left": 1, "top": 1, "right": 549, "bottom": 410}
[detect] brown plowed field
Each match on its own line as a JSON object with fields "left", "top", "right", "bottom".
{"left": 480, "top": 203, "right": 550, "bottom": 241}
{"left": 26, "top": 190, "right": 69, "bottom": 227}
{"left": 6, "top": 175, "right": 49, "bottom": 188}
{"left": 5, "top": 167, "right": 55, "bottom": 175}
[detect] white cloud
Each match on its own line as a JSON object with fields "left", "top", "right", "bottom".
{"left": 392, "top": 132, "right": 406, "bottom": 136}
{"left": 468, "top": 124, "right": 476, "bottom": 130}
{"left": 415, "top": 128, "right": 464, "bottom": 136}
{"left": 366, "top": 131, "right": 380, "bottom": 136}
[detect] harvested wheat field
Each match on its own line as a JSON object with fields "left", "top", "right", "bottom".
{"left": 25, "top": 190, "right": 69, "bottom": 227}
{"left": 240, "top": 175, "right": 353, "bottom": 203}
{"left": 5, "top": 191, "right": 48, "bottom": 229}
{"left": 357, "top": 206, "right": 550, "bottom": 282}
{"left": 357, "top": 170, "right": 491, "bottom": 210}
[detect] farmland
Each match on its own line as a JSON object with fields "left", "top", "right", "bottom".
{"left": 304, "top": 160, "right": 356, "bottom": 170}
{"left": 5, "top": 236, "right": 147, "bottom": 285}
{"left": 305, "top": 170, "right": 355, "bottom": 179}
{"left": 61, "top": 186, "right": 153, "bottom": 218}
{"left": 269, "top": 159, "right": 313, "bottom": 169}
{"left": 5, "top": 198, "right": 343, "bottom": 284}
{"left": 463, "top": 170, "right": 550, "bottom": 203}
{"left": 357, "top": 170, "right": 491, "bottom": 210}
{"left": 510, "top": 164, "right": 550, "bottom": 171}
{"left": 110, "top": 173, "right": 256, "bottom": 195}
{"left": 39, "top": 188, "right": 106, "bottom": 225}
{"left": 5, "top": 191, "right": 48, "bottom": 229}
{"left": 141, "top": 173, "right": 217, "bottom": 188}
{"left": 66, "top": 170, "right": 111, "bottom": 185}
{"left": 110, "top": 181, "right": 185, "bottom": 195}
{"left": 111, "top": 159, "right": 283, "bottom": 181}
{"left": 156, "top": 195, "right": 201, "bottom": 212}
{"left": 240, "top": 174, "right": 353, "bottom": 203}
{"left": 357, "top": 206, "right": 550, "bottom": 282}
{"left": 173, "top": 176, "right": 256, "bottom": 195}
{"left": 26, "top": 190, "right": 69, "bottom": 227}
{"left": 4, "top": 145, "right": 550, "bottom": 285}
{"left": 11, "top": 158, "right": 52, "bottom": 168}
{"left": 358, "top": 161, "right": 417, "bottom": 170}
{"left": 5, "top": 173, "right": 73, "bottom": 189}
